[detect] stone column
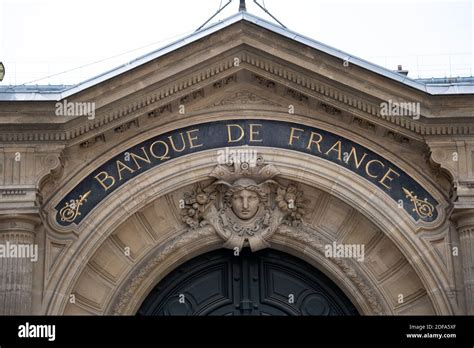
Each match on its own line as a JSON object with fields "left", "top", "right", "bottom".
{"left": 0, "top": 214, "right": 40, "bottom": 315}
{"left": 452, "top": 208, "right": 474, "bottom": 315}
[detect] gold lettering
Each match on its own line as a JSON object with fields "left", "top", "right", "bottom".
{"left": 227, "top": 124, "right": 245, "bottom": 143}
{"left": 379, "top": 167, "right": 401, "bottom": 190}
{"left": 347, "top": 147, "right": 368, "bottom": 169}
{"left": 130, "top": 147, "right": 151, "bottom": 169}
{"left": 324, "top": 140, "right": 342, "bottom": 161}
{"left": 288, "top": 127, "right": 304, "bottom": 146}
{"left": 116, "top": 160, "right": 135, "bottom": 181}
{"left": 168, "top": 133, "right": 186, "bottom": 152}
{"left": 249, "top": 124, "right": 263, "bottom": 142}
{"left": 150, "top": 140, "right": 170, "bottom": 160}
{"left": 306, "top": 132, "right": 323, "bottom": 152}
{"left": 186, "top": 129, "right": 203, "bottom": 149}
{"left": 94, "top": 171, "right": 116, "bottom": 191}
{"left": 365, "top": 159, "right": 385, "bottom": 178}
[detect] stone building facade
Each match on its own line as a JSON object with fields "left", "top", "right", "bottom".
{"left": 0, "top": 12, "right": 473, "bottom": 315}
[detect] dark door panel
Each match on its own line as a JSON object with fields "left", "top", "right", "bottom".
{"left": 138, "top": 248, "right": 359, "bottom": 316}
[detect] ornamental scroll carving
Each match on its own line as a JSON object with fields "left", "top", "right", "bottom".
{"left": 180, "top": 155, "right": 309, "bottom": 251}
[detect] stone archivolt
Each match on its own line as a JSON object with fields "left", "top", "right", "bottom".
{"left": 29, "top": 140, "right": 454, "bottom": 316}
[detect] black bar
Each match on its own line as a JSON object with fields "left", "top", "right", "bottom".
{"left": 0, "top": 316, "right": 473, "bottom": 346}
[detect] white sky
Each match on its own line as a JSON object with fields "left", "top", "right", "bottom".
{"left": 0, "top": 0, "right": 473, "bottom": 85}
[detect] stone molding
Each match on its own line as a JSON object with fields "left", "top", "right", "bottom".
{"left": 1, "top": 48, "right": 472, "bottom": 145}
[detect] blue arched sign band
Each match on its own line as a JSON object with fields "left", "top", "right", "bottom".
{"left": 56, "top": 119, "right": 438, "bottom": 226}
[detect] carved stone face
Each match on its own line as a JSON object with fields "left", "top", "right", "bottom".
{"left": 231, "top": 188, "right": 260, "bottom": 220}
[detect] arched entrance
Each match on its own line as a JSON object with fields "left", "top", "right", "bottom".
{"left": 48, "top": 148, "right": 450, "bottom": 316}
{"left": 137, "top": 248, "right": 359, "bottom": 316}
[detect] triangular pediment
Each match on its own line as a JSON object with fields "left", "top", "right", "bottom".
{"left": 66, "top": 66, "right": 426, "bottom": 169}
{"left": 55, "top": 47, "right": 427, "bottom": 153}
{"left": 1, "top": 13, "right": 472, "bottom": 146}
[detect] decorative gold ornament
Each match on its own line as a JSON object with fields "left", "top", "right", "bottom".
{"left": 402, "top": 188, "right": 434, "bottom": 219}
{"left": 59, "top": 191, "right": 91, "bottom": 223}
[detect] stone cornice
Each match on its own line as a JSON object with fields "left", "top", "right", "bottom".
{"left": 238, "top": 50, "right": 473, "bottom": 137}
{"left": 0, "top": 47, "right": 473, "bottom": 144}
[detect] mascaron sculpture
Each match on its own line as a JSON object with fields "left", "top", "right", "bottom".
{"left": 180, "top": 155, "right": 308, "bottom": 251}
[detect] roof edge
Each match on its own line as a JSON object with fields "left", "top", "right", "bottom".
{"left": 1, "top": 11, "right": 473, "bottom": 101}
